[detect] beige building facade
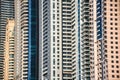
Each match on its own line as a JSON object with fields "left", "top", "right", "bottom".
{"left": 90, "top": 0, "right": 120, "bottom": 80}
{"left": 102, "top": 0, "right": 120, "bottom": 80}
{"left": 4, "top": 19, "right": 15, "bottom": 80}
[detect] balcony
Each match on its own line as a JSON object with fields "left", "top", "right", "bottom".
{"left": 82, "top": 61, "right": 90, "bottom": 65}
{"left": 81, "top": 36, "right": 89, "bottom": 40}
{"left": 81, "top": 40, "right": 89, "bottom": 44}
{"left": 81, "top": 0, "right": 89, "bottom": 5}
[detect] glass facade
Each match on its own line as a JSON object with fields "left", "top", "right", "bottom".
{"left": 78, "top": 0, "right": 81, "bottom": 79}
{"left": 97, "top": 0, "right": 104, "bottom": 80}
{"left": 28, "top": 0, "right": 39, "bottom": 79}
{"left": 97, "top": 0, "right": 102, "bottom": 39}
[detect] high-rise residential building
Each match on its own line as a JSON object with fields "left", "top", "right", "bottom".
{"left": 90, "top": 0, "right": 120, "bottom": 80}
{"left": 40, "top": 0, "right": 120, "bottom": 80}
{"left": 0, "top": 0, "right": 14, "bottom": 79}
{"left": 4, "top": 19, "right": 15, "bottom": 80}
{"left": 1, "top": 0, "right": 120, "bottom": 80}
{"left": 39, "top": 0, "right": 81, "bottom": 79}
{"left": 81, "top": 0, "right": 91, "bottom": 80}
{"left": 89, "top": 0, "right": 98, "bottom": 80}
{"left": 14, "top": 0, "right": 39, "bottom": 79}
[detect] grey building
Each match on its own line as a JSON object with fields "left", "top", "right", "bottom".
{"left": 39, "top": 0, "right": 81, "bottom": 79}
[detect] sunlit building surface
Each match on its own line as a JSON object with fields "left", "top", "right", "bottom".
{"left": 81, "top": 0, "right": 91, "bottom": 79}
{"left": 0, "top": 0, "right": 14, "bottom": 79}
{"left": 0, "top": 0, "right": 120, "bottom": 80}
{"left": 14, "top": 0, "right": 39, "bottom": 79}
{"left": 4, "top": 19, "right": 15, "bottom": 80}
{"left": 90, "top": 0, "right": 120, "bottom": 80}
{"left": 39, "top": 0, "right": 81, "bottom": 79}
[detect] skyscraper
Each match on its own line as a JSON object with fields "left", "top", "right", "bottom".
{"left": 4, "top": 19, "right": 15, "bottom": 80}
{"left": 39, "top": 0, "right": 81, "bottom": 79}
{"left": 81, "top": 0, "right": 90, "bottom": 79}
{"left": 90, "top": 0, "right": 120, "bottom": 80}
{"left": 14, "top": 0, "right": 39, "bottom": 79}
{"left": 0, "top": 0, "right": 14, "bottom": 79}
{"left": 1, "top": 0, "right": 120, "bottom": 80}
{"left": 40, "top": 0, "right": 120, "bottom": 80}
{"left": 89, "top": 0, "right": 98, "bottom": 80}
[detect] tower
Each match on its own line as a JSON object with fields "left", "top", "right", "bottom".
{"left": 81, "top": 0, "right": 91, "bottom": 79}
{"left": 39, "top": 0, "right": 81, "bottom": 79}
{"left": 90, "top": 0, "right": 120, "bottom": 80}
{"left": 4, "top": 19, "right": 15, "bottom": 80}
{"left": 14, "top": 0, "right": 39, "bottom": 79}
{"left": 0, "top": 0, "right": 14, "bottom": 79}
